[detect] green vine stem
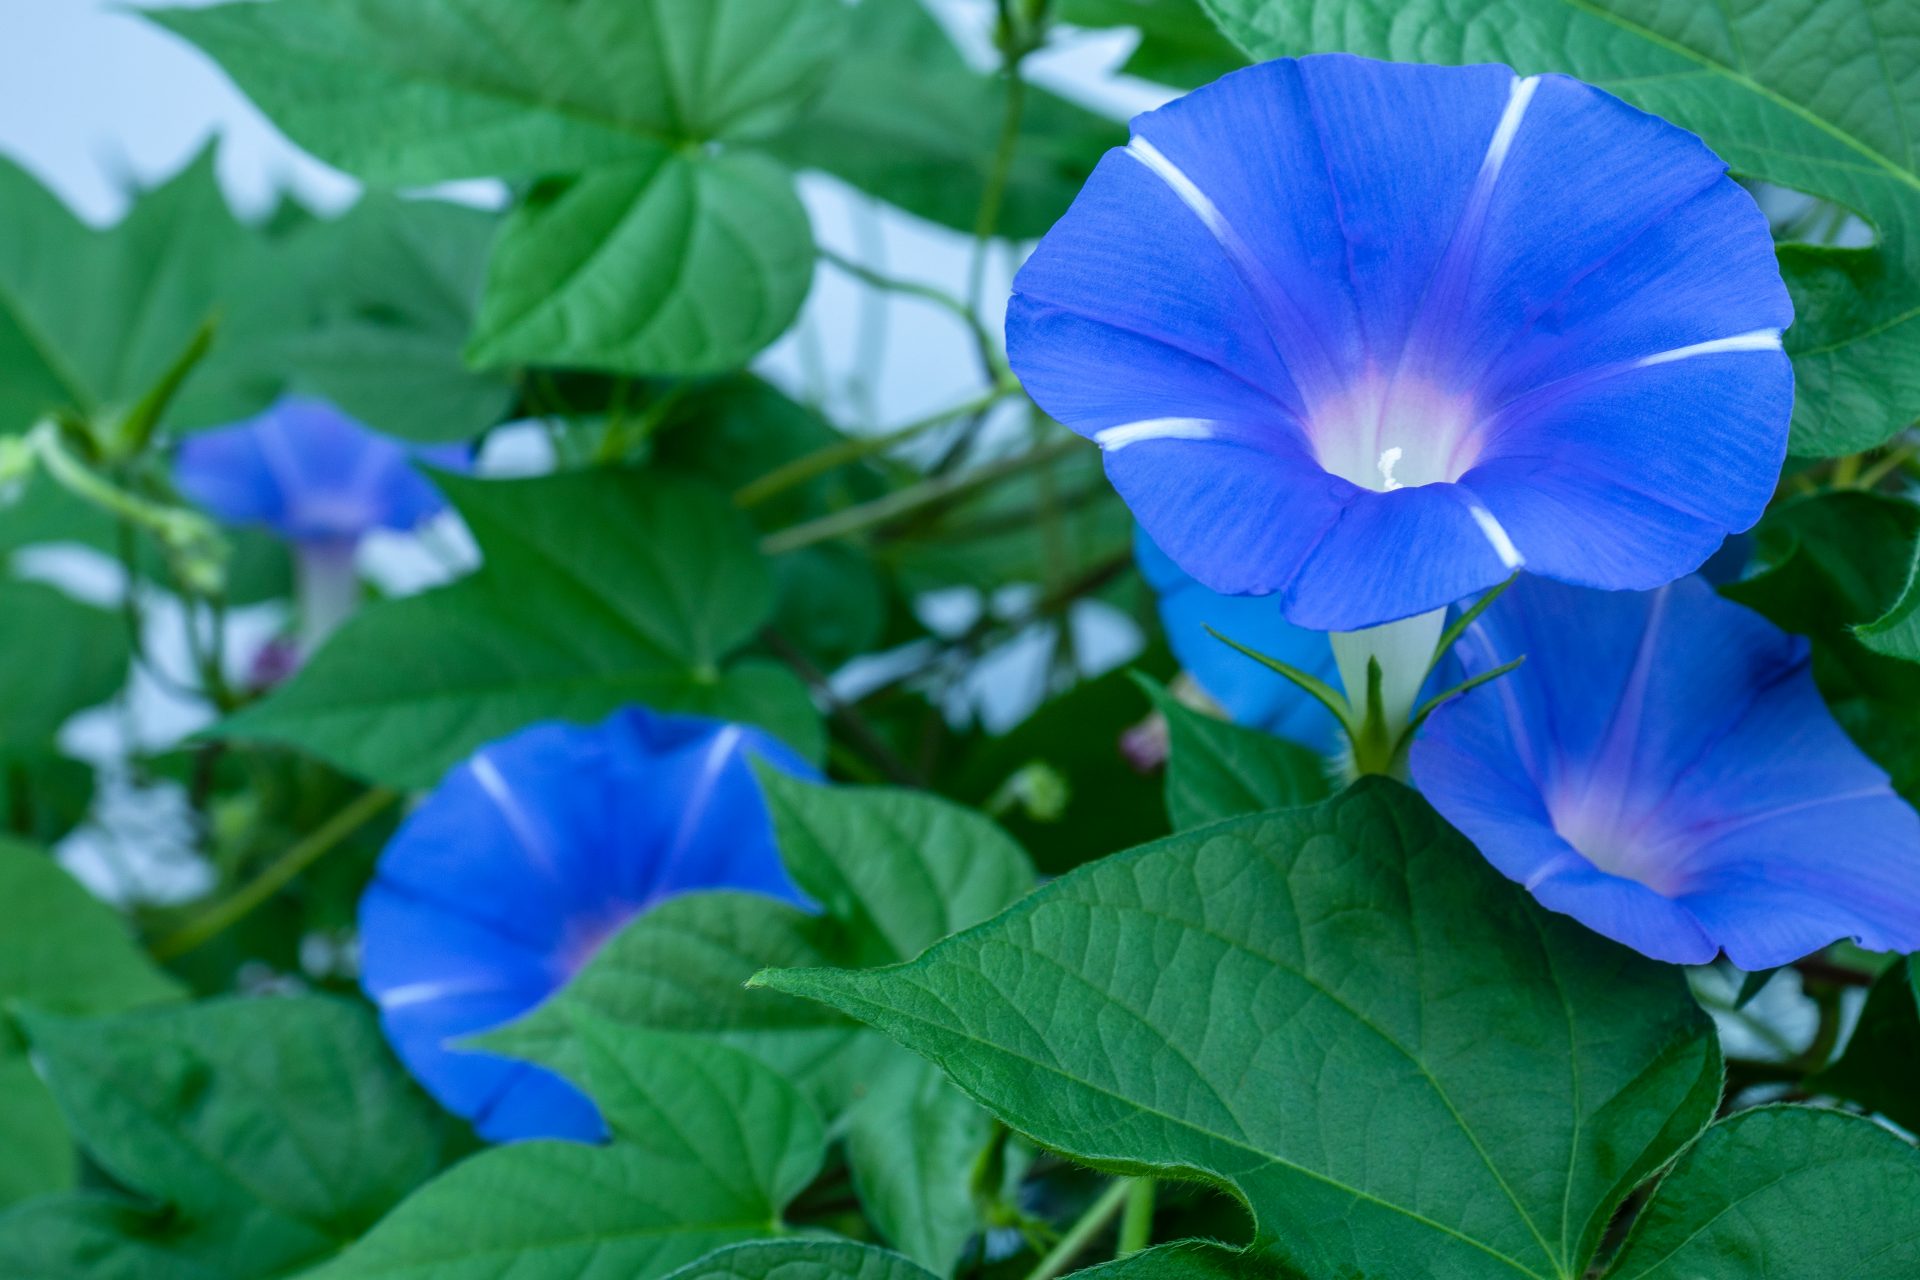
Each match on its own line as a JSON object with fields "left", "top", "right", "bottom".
{"left": 152, "top": 787, "right": 400, "bottom": 961}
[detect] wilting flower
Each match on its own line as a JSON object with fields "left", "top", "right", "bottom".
{"left": 1137, "top": 530, "right": 1341, "bottom": 752}
{"left": 175, "top": 397, "right": 465, "bottom": 649}
{"left": 1411, "top": 575, "right": 1920, "bottom": 969}
{"left": 358, "top": 707, "right": 814, "bottom": 1142}
{"left": 1009, "top": 55, "right": 1792, "bottom": 632}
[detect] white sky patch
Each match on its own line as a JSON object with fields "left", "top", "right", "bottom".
{"left": 1467, "top": 502, "right": 1526, "bottom": 570}
{"left": 1636, "top": 329, "right": 1784, "bottom": 368}
{"left": 1095, "top": 417, "right": 1214, "bottom": 452}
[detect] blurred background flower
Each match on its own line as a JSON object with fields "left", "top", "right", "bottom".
{"left": 358, "top": 707, "right": 814, "bottom": 1143}
{"left": 175, "top": 397, "right": 466, "bottom": 651}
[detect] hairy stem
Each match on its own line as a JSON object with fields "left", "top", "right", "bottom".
{"left": 153, "top": 787, "right": 399, "bottom": 960}
{"left": 1025, "top": 1179, "right": 1135, "bottom": 1280}
{"left": 819, "top": 246, "right": 1008, "bottom": 384}
{"left": 1117, "top": 1178, "right": 1156, "bottom": 1257}
{"left": 759, "top": 436, "right": 1082, "bottom": 555}
{"left": 734, "top": 379, "right": 1019, "bottom": 511}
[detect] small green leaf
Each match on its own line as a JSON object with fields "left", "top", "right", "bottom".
{"left": 1732, "top": 966, "right": 1778, "bottom": 1010}
{"left": 0, "top": 581, "right": 130, "bottom": 751}
{"left": 653, "top": 375, "right": 888, "bottom": 527}
{"left": 0, "top": 752, "right": 92, "bottom": 845}
{"left": 952, "top": 667, "right": 1175, "bottom": 875}
{"left": 1053, "top": 0, "right": 1247, "bottom": 89}
{"left": 0, "top": 150, "right": 293, "bottom": 437}
{"left": 486, "top": 772, "right": 1039, "bottom": 1120}
{"left": 1857, "top": 532, "right": 1920, "bottom": 662}
{"left": 482, "top": 890, "right": 867, "bottom": 1106}
{"left": 845, "top": 1056, "right": 991, "bottom": 1275}
{"left": 0, "top": 1195, "right": 231, "bottom": 1280}
{"left": 318, "top": 1031, "right": 824, "bottom": 1280}
{"left": 1809, "top": 960, "right": 1920, "bottom": 1132}
{"left": 277, "top": 194, "right": 511, "bottom": 443}
{"left": 760, "top": 780, "right": 1722, "bottom": 1280}
{"left": 0, "top": 841, "right": 181, "bottom": 1208}
{"left": 1199, "top": 0, "right": 1920, "bottom": 456}
{"left": 664, "top": 1240, "right": 939, "bottom": 1280}
{"left": 767, "top": 0, "right": 1122, "bottom": 238}
{"left": 1138, "top": 674, "right": 1330, "bottom": 828}
{"left": 1203, "top": 626, "right": 1353, "bottom": 728}
{"left": 1065, "top": 1242, "right": 1270, "bottom": 1280}
{"left": 465, "top": 153, "right": 813, "bottom": 376}
{"left": 757, "top": 771, "right": 1036, "bottom": 967}
{"left": 0, "top": 1054, "right": 76, "bottom": 1211}
{"left": 220, "top": 469, "right": 821, "bottom": 787}
{"left": 153, "top": 0, "right": 846, "bottom": 376}
{"left": 16, "top": 996, "right": 449, "bottom": 1277}
{"left": 0, "top": 843, "right": 181, "bottom": 1019}
{"left": 1609, "top": 1105, "right": 1920, "bottom": 1278}
{"left": 149, "top": 0, "right": 849, "bottom": 182}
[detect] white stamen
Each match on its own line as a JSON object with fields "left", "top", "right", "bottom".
{"left": 1376, "top": 446, "right": 1405, "bottom": 492}
{"left": 1635, "top": 329, "right": 1783, "bottom": 368}
{"left": 1481, "top": 75, "right": 1542, "bottom": 182}
{"left": 1467, "top": 501, "right": 1525, "bottom": 570}
{"left": 1095, "top": 417, "right": 1214, "bottom": 452}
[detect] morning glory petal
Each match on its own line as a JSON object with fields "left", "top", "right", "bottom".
{"left": 381, "top": 987, "right": 601, "bottom": 1143}
{"left": 1137, "top": 530, "right": 1341, "bottom": 751}
{"left": 358, "top": 706, "right": 815, "bottom": 1142}
{"left": 1009, "top": 55, "right": 1792, "bottom": 630}
{"left": 1411, "top": 576, "right": 1920, "bottom": 969}
{"left": 176, "top": 397, "right": 464, "bottom": 546}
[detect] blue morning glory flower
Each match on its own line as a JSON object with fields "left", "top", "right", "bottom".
{"left": 1009, "top": 55, "right": 1793, "bottom": 632}
{"left": 1137, "top": 529, "right": 1341, "bottom": 753}
{"left": 175, "top": 397, "right": 467, "bottom": 649}
{"left": 358, "top": 707, "right": 815, "bottom": 1142}
{"left": 175, "top": 397, "right": 462, "bottom": 546}
{"left": 1411, "top": 575, "right": 1920, "bottom": 969}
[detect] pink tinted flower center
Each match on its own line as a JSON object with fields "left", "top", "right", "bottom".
{"left": 1546, "top": 791, "right": 1697, "bottom": 898}
{"left": 1309, "top": 372, "right": 1482, "bottom": 492}
{"left": 553, "top": 899, "right": 644, "bottom": 981}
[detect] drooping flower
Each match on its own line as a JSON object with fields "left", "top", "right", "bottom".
{"left": 358, "top": 707, "right": 814, "bottom": 1142}
{"left": 1410, "top": 575, "right": 1920, "bottom": 969}
{"left": 175, "top": 397, "right": 461, "bottom": 545}
{"left": 1137, "top": 529, "right": 1341, "bottom": 753}
{"left": 1009, "top": 55, "right": 1792, "bottom": 633}
{"left": 175, "top": 397, "right": 466, "bottom": 649}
